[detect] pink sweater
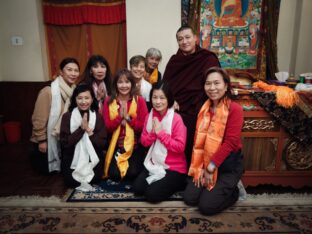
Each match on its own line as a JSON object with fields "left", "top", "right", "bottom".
{"left": 141, "top": 109, "right": 187, "bottom": 174}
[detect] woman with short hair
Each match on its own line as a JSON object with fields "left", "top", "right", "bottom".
{"left": 144, "top": 48, "right": 162, "bottom": 85}
{"left": 30, "top": 57, "right": 80, "bottom": 174}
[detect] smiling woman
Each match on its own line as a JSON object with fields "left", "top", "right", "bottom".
{"left": 184, "top": 67, "right": 244, "bottom": 216}
{"left": 102, "top": 69, "right": 148, "bottom": 183}
{"left": 60, "top": 84, "right": 108, "bottom": 191}
{"left": 30, "top": 57, "right": 80, "bottom": 175}
{"left": 132, "top": 82, "right": 188, "bottom": 203}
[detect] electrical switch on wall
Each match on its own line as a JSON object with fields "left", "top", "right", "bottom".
{"left": 11, "top": 36, "right": 24, "bottom": 46}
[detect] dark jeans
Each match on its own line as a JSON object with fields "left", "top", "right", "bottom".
{"left": 132, "top": 168, "right": 187, "bottom": 203}
{"left": 183, "top": 151, "right": 244, "bottom": 216}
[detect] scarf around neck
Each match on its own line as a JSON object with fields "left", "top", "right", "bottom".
{"left": 144, "top": 108, "right": 174, "bottom": 184}
{"left": 103, "top": 97, "right": 137, "bottom": 179}
{"left": 149, "top": 68, "right": 159, "bottom": 85}
{"left": 47, "top": 76, "right": 75, "bottom": 172}
{"left": 188, "top": 98, "right": 231, "bottom": 190}
{"left": 70, "top": 108, "right": 98, "bottom": 191}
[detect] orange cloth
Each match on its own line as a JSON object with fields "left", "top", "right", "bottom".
{"left": 149, "top": 68, "right": 159, "bottom": 85}
{"left": 188, "top": 98, "right": 231, "bottom": 190}
{"left": 253, "top": 81, "right": 299, "bottom": 108}
{"left": 103, "top": 97, "right": 137, "bottom": 179}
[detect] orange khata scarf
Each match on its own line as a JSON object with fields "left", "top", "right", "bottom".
{"left": 188, "top": 98, "right": 231, "bottom": 190}
{"left": 103, "top": 97, "right": 137, "bottom": 179}
{"left": 149, "top": 68, "right": 159, "bottom": 85}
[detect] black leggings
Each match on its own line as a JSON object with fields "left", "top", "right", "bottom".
{"left": 132, "top": 168, "right": 187, "bottom": 203}
{"left": 183, "top": 151, "right": 244, "bottom": 215}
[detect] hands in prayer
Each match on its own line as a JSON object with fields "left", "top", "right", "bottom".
{"left": 81, "top": 113, "right": 94, "bottom": 136}
{"left": 119, "top": 101, "right": 130, "bottom": 127}
{"left": 152, "top": 117, "right": 162, "bottom": 134}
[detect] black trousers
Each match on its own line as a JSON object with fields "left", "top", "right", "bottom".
{"left": 29, "top": 143, "right": 50, "bottom": 175}
{"left": 108, "top": 144, "right": 146, "bottom": 182}
{"left": 183, "top": 151, "right": 244, "bottom": 216}
{"left": 132, "top": 168, "right": 187, "bottom": 203}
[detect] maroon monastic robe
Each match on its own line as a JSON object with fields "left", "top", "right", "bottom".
{"left": 163, "top": 45, "right": 220, "bottom": 165}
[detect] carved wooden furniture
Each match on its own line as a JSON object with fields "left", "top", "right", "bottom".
{"left": 237, "top": 93, "right": 312, "bottom": 188}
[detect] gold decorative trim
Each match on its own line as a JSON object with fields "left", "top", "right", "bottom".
{"left": 243, "top": 119, "right": 276, "bottom": 131}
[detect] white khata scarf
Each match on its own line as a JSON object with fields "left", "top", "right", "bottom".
{"left": 144, "top": 108, "right": 174, "bottom": 184}
{"left": 70, "top": 108, "right": 99, "bottom": 191}
{"left": 47, "top": 76, "right": 75, "bottom": 172}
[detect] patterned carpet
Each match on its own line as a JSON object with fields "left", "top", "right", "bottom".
{"left": 0, "top": 196, "right": 312, "bottom": 233}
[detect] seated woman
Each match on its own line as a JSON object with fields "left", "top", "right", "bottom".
{"left": 60, "top": 84, "right": 107, "bottom": 190}
{"left": 183, "top": 67, "right": 244, "bottom": 215}
{"left": 102, "top": 68, "right": 148, "bottom": 182}
{"left": 80, "top": 55, "right": 112, "bottom": 113}
{"left": 129, "top": 55, "right": 152, "bottom": 109}
{"left": 144, "top": 48, "right": 162, "bottom": 85}
{"left": 30, "top": 57, "right": 80, "bottom": 175}
{"left": 132, "top": 82, "right": 187, "bottom": 203}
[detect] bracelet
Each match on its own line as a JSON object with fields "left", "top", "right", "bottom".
{"left": 207, "top": 163, "right": 216, "bottom": 173}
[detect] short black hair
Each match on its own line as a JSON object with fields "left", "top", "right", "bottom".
{"left": 129, "top": 55, "right": 145, "bottom": 68}
{"left": 149, "top": 81, "right": 174, "bottom": 109}
{"left": 59, "top": 57, "right": 80, "bottom": 71}
{"left": 69, "top": 84, "right": 98, "bottom": 112}
{"left": 176, "top": 25, "right": 195, "bottom": 38}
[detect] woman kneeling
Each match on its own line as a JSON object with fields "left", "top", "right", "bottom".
{"left": 184, "top": 67, "right": 244, "bottom": 215}
{"left": 60, "top": 84, "right": 107, "bottom": 191}
{"left": 132, "top": 82, "right": 187, "bottom": 203}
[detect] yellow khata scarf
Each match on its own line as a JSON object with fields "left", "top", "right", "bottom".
{"left": 188, "top": 98, "right": 231, "bottom": 190}
{"left": 103, "top": 97, "right": 137, "bottom": 179}
{"left": 149, "top": 68, "right": 159, "bottom": 85}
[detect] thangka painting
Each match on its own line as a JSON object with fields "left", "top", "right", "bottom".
{"left": 200, "top": 0, "right": 264, "bottom": 74}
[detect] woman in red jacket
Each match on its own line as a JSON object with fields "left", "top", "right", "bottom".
{"left": 184, "top": 67, "right": 244, "bottom": 215}
{"left": 102, "top": 69, "right": 148, "bottom": 182}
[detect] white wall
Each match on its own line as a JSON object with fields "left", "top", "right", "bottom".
{"left": 126, "top": 0, "right": 181, "bottom": 74}
{"left": 294, "top": 0, "right": 312, "bottom": 76}
{"left": 277, "top": 0, "right": 312, "bottom": 77}
{"left": 0, "top": 0, "right": 48, "bottom": 81}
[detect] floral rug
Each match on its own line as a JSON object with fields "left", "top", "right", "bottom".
{"left": 0, "top": 201, "right": 311, "bottom": 233}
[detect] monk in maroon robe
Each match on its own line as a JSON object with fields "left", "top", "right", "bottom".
{"left": 163, "top": 26, "right": 220, "bottom": 166}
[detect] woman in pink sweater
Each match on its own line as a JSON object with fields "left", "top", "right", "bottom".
{"left": 132, "top": 82, "right": 187, "bottom": 203}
